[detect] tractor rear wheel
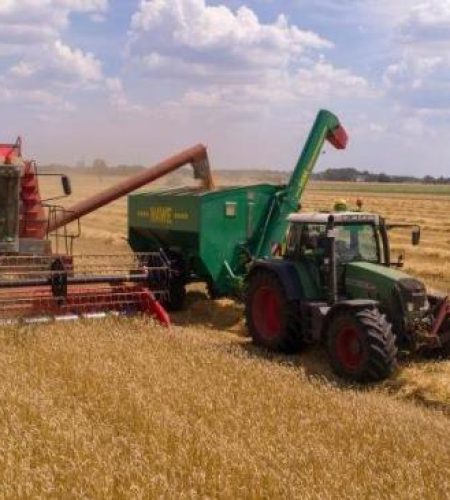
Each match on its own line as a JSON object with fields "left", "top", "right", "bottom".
{"left": 327, "top": 308, "right": 397, "bottom": 382}
{"left": 245, "top": 270, "right": 303, "bottom": 353}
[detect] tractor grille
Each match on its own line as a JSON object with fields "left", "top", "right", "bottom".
{"left": 398, "top": 278, "right": 427, "bottom": 311}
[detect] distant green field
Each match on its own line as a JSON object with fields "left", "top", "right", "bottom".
{"left": 310, "top": 181, "right": 450, "bottom": 196}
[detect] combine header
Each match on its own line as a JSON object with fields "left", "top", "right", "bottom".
{"left": 0, "top": 138, "right": 213, "bottom": 325}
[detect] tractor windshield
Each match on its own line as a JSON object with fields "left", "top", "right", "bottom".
{"left": 285, "top": 222, "right": 380, "bottom": 264}
{"left": 334, "top": 224, "right": 379, "bottom": 263}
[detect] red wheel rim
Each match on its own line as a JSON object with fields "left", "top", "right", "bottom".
{"left": 252, "top": 286, "right": 282, "bottom": 339}
{"left": 336, "top": 325, "right": 364, "bottom": 370}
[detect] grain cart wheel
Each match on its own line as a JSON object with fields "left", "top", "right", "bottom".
{"left": 327, "top": 308, "right": 397, "bottom": 382}
{"left": 165, "top": 252, "right": 186, "bottom": 312}
{"left": 245, "top": 270, "right": 302, "bottom": 353}
{"left": 206, "top": 279, "right": 221, "bottom": 300}
{"left": 166, "top": 278, "right": 186, "bottom": 311}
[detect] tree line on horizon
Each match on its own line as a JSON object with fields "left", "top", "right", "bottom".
{"left": 312, "top": 167, "right": 450, "bottom": 184}
{"left": 40, "top": 160, "right": 450, "bottom": 184}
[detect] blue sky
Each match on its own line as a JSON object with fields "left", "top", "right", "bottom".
{"left": 1, "top": 0, "right": 450, "bottom": 176}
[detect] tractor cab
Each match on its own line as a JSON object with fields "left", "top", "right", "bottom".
{"left": 285, "top": 212, "right": 384, "bottom": 267}
{"left": 285, "top": 209, "right": 421, "bottom": 269}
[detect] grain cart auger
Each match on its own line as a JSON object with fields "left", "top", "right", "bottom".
{"left": 128, "top": 109, "right": 450, "bottom": 382}
{"left": 0, "top": 138, "right": 213, "bottom": 325}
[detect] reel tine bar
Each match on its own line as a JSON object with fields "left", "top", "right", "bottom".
{"left": 0, "top": 253, "right": 170, "bottom": 326}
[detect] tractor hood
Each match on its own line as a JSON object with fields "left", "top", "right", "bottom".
{"left": 344, "top": 262, "right": 427, "bottom": 311}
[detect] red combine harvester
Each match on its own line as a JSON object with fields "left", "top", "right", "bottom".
{"left": 0, "top": 138, "right": 213, "bottom": 326}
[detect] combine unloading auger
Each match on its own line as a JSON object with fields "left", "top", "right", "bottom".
{"left": 0, "top": 140, "right": 213, "bottom": 325}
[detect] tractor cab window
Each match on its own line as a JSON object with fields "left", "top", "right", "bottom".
{"left": 286, "top": 221, "right": 380, "bottom": 264}
{"left": 285, "top": 223, "right": 327, "bottom": 259}
{"left": 334, "top": 224, "right": 379, "bottom": 263}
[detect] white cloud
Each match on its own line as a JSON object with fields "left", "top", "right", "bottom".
{"left": 7, "top": 40, "right": 104, "bottom": 91}
{"left": 53, "top": 40, "right": 103, "bottom": 82}
{"left": 0, "top": 0, "right": 109, "bottom": 45}
{"left": 130, "top": 0, "right": 332, "bottom": 79}
{"left": 383, "top": 55, "right": 443, "bottom": 90}
{"left": 135, "top": 2, "right": 329, "bottom": 52}
{"left": 403, "top": 0, "right": 450, "bottom": 33}
{"left": 9, "top": 61, "right": 38, "bottom": 79}
{"left": 128, "top": 0, "right": 369, "bottom": 112}
{"left": 372, "top": 0, "right": 450, "bottom": 112}
{"left": 0, "top": 0, "right": 109, "bottom": 114}
{"left": 106, "top": 77, "right": 143, "bottom": 113}
{"left": 295, "top": 61, "right": 369, "bottom": 98}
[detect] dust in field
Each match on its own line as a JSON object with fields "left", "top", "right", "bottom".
{"left": 0, "top": 316, "right": 449, "bottom": 498}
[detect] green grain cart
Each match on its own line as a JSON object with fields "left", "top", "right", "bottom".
{"left": 128, "top": 110, "right": 450, "bottom": 382}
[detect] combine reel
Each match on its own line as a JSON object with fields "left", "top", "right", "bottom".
{"left": 0, "top": 253, "right": 171, "bottom": 326}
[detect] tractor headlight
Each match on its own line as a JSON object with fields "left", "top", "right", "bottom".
{"left": 398, "top": 278, "right": 427, "bottom": 314}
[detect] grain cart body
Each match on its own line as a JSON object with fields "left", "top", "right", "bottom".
{"left": 128, "top": 184, "right": 278, "bottom": 296}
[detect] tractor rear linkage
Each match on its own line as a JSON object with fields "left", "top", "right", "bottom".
{"left": 428, "top": 296, "right": 450, "bottom": 348}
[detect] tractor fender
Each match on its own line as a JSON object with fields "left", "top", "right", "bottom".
{"left": 247, "top": 260, "right": 305, "bottom": 301}
{"left": 321, "top": 299, "right": 379, "bottom": 339}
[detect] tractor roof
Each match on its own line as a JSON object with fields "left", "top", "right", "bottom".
{"left": 288, "top": 212, "right": 380, "bottom": 225}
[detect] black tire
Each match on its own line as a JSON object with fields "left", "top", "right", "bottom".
{"left": 206, "top": 279, "right": 221, "bottom": 300}
{"left": 165, "top": 278, "right": 186, "bottom": 312}
{"left": 245, "top": 270, "right": 303, "bottom": 353}
{"left": 440, "top": 341, "right": 450, "bottom": 358}
{"left": 327, "top": 308, "right": 397, "bottom": 383}
{"left": 163, "top": 252, "right": 186, "bottom": 312}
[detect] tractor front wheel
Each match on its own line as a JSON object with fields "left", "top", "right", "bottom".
{"left": 245, "top": 270, "right": 302, "bottom": 353}
{"left": 327, "top": 308, "right": 397, "bottom": 382}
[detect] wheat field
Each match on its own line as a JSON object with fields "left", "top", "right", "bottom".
{"left": 0, "top": 172, "right": 448, "bottom": 497}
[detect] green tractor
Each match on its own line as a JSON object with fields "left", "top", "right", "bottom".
{"left": 245, "top": 208, "right": 450, "bottom": 382}
{"left": 128, "top": 109, "right": 449, "bottom": 382}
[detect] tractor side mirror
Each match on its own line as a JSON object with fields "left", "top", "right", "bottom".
{"left": 61, "top": 175, "right": 72, "bottom": 196}
{"left": 412, "top": 227, "right": 420, "bottom": 246}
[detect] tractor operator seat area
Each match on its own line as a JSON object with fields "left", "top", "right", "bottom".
{"left": 285, "top": 212, "right": 382, "bottom": 265}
